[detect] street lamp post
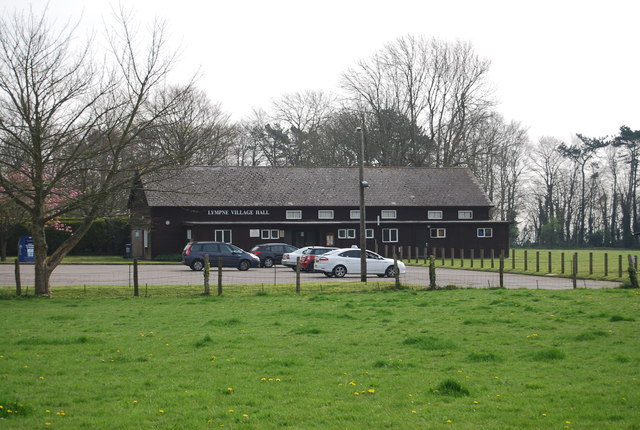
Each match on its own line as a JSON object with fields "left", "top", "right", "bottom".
{"left": 356, "top": 126, "right": 368, "bottom": 283}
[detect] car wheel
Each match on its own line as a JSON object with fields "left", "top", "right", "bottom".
{"left": 323, "top": 272, "right": 333, "bottom": 277}
{"left": 385, "top": 265, "right": 396, "bottom": 277}
{"left": 263, "top": 257, "right": 274, "bottom": 268}
{"left": 238, "top": 260, "right": 250, "bottom": 271}
{"left": 332, "top": 265, "right": 347, "bottom": 278}
{"left": 191, "top": 260, "right": 204, "bottom": 271}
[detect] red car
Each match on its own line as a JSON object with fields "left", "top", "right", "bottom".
{"left": 298, "top": 247, "right": 338, "bottom": 272}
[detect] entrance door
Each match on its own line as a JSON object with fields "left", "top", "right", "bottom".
{"left": 292, "top": 230, "right": 317, "bottom": 248}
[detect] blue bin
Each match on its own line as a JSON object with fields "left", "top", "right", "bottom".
{"left": 124, "top": 243, "right": 132, "bottom": 259}
{"left": 18, "top": 235, "right": 35, "bottom": 262}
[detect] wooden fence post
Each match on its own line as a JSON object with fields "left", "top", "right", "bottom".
{"left": 470, "top": 249, "right": 475, "bottom": 268}
{"left": 450, "top": 248, "right": 454, "bottom": 266}
{"left": 407, "top": 246, "right": 412, "bottom": 261}
{"left": 524, "top": 250, "right": 528, "bottom": 271}
{"left": 571, "top": 252, "right": 578, "bottom": 290}
{"left": 511, "top": 249, "right": 515, "bottom": 270}
{"left": 203, "top": 254, "right": 210, "bottom": 296}
{"left": 604, "top": 253, "right": 608, "bottom": 277}
{"left": 14, "top": 258, "right": 21, "bottom": 296}
{"left": 460, "top": 249, "right": 464, "bottom": 267}
{"left": 628, "top": 255, "right": 639, "bottom": 288}
{"left": 423, "top": 247, "right": 427, "bottom": 264}
{"left": 536, "top": 251, "right": 540, "bottom": 272}
{"left": 589, "top": 252, "right": 593, "bottom": 275}
{"left": 480, "top": 249, "right": 485, "bottom": 268}
{"left": 415, "top": 246, "right": 419, "bottom": 264}
{"left": 619, "top": 254, "right": 623, "bottom": 278}
{"left": 296, "top": 256, "right": 301, "bottom": 294}
{"left": 441, "top": 248, "right": 445, "bottom": 265}
{"left": 491, "top": 249, "right": 495, "bottom": 269}
{"left": 133, "top": 258, "right": 139, "bottom": 297}
{"left": 217, "top": 257, "right": 223, "bottom": 296}
{"left": 394, "top": 249, "right": 400, "bottom": 289}
{"left": 429, "top": 255, "right": 436, "bottom": 290}
{"left": 548, "top": 251, "right": 552, "bottom": 273}
{"left": 499, "top": 252, "right": 504, "bottom": 288}
{"left": 561, "top": 252, "right": 565, "bottom": 274}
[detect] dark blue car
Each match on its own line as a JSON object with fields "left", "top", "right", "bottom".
{"left": 182, "top": 242, "right": 260, "bottom": 271}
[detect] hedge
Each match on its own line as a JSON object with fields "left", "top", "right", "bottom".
{"left": 7, "top": 217, "right": 130, "bottom": 256}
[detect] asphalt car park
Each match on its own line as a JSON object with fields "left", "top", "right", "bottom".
{"left": 0, "top": 263, "right": 621, "bottom": 290}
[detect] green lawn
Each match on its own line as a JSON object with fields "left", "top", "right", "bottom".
{"left": 404, "top": 248, "right": 640, "bottom": 282}
{"left": 1, "top": 288, "right": 639, "bottom": 429}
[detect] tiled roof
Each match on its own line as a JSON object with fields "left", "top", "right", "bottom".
{"left": 141, "top": 166, "right": 492, "bottom": 208}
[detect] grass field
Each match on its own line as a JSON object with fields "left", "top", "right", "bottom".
{"left": 1, "top": 287, "right": 639, "bottom": 429}
{"left": 404, "top": 248, "right": 640, "bottom": 282}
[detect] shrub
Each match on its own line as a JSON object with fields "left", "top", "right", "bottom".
{"left": 433, "top": 379, "right": 470, "bottom": 396}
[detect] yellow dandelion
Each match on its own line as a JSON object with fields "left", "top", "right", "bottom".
{"left": 261, "top": 377, "right": 267, "bottom": 381}
{"left": 45, "top": 409, "right": 50, "bottom": 413}
{"left": 242, "top": 414, "right": 249, "bottom": 418}
{"left": 473, "top": 400, "right": 479, "bottom": 404}
{"left": 276, "top": 378, "right": 281, "bottom": 382}
{"left": 446, "top": 419, "right": 453, "bottom": 423}
{"left": 39, "top": 376, "right": 45, "bottom": 380}
{"left": 132, "top": 400, "right": 138, "bottom": 404}
{"left": 349, "top": 381, "right": 356, "bottom": 386}
{"left": 354, "top": 392, "right": 360, "bottom": 396}
{"left": 411, "top": 410, "right": 417, "bottom": 414}
{"left": 542, "top": 413, "right": 547, "bottom": 417}
{"left": 227, "top": 387, "right": 233, "bottom": 392}
{"left": 159, "top": 409, "right": 165, "bottom": 414}
{"left": 368, "top": 389, "right": 376, "bottom": 394}
{"left": 23, "top": 365, "right": 28, "bottom": 368}
{"left": 45, "top": 422, "right": 52, "bottom": 426}
{"left": 228, "top": 409, "right": 234, "bottom": 413}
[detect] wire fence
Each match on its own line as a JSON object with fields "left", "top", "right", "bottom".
{"left": 0, "top": 250, "right": 632, "bottom": 298}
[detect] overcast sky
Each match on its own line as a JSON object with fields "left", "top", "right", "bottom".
{"left": 3, "top": 0, "right": 639, "bottom": 143}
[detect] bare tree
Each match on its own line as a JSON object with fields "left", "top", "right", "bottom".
{"left": 139, "top": 85, "right": 234, "bottom": 165}
{"left": 341, "top": 35, "right": 494, "bottom": 168}
{"left": 0, "top": 7, "right": 194, "bottom": 295}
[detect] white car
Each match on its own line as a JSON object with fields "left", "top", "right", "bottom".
{"left": 314, "top": 248, "right": 406, "bottom": 278}
{"left": 281, "top": 246, "right": 338, "bottom": 270}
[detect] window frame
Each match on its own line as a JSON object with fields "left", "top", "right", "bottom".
{"left": 382, "top": 228, "right": 398, "bottom": 243}
{"left": 318, "top": 209, "right": 334, "bottom": 220}
{"left": 428, "top": 210, "right": 443, "bottom": 220}
{"left": 214, "top": 229, "right": 232, "bottom": 243}
{"left": 429, "top": 228, "right": 446, "bottom": 238}
{"left": 458, "top": 210, "right": 473, "bottom": 220}
{"left": 350, "top": 210, "right": 360, "bottom": 220}
{"left": 286, "top": 210, "right": 302, "bottom": 220}
{"left": 338, "top": 228, "right": 356, "bottom": 239}
{"left": 365, "top": 228, "right": 374, "bottom": 239}
{"left": 477, "top": 228, "right": 493, "bottom": 238}
{"left": 380, "top": 209, "right": 397, "bottom": 219}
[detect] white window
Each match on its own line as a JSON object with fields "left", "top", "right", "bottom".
{"left": 381, "top": 210, "right": 397, "bottom": 219}
{"left": 366, "top": 229, "right": 374, "bottom": 239}
{"left": 350, "top": 210, "right": 360, "bottom": 219}
{"left": 477, "top": 228, "right": 493, "bottom": 238}
{"left": 338, "top": 229, "right": 356, "bottom": 239}
{"left": 428, "top": 210, "right": 443, "bottom": 220}
{"left": 215, "top": 229, "right": 232, "bottom": 243}
{"left": 382, "top": 228, "right": 398, "bottom": 243}
{"left": 318, "top": 210, "right": 334, "bottom": 219}
{"left": 430, "top": 228, "right": 446, "bottom": 238}
{"left": 458, "top": 210, "right": 473, "bottom": 219}
{"left": 286, "top": 210, "right": 302, "bottom": 220}
{"left": 261, "top": 229, "right": 279, "bottom": 240}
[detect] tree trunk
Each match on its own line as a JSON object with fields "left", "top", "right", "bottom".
{"left": 32, "top": 220, "right": 51, "bottom": 296}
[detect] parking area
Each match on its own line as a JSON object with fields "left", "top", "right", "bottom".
{"left": 0, "top": 263, "right": 622, "bottom": 290}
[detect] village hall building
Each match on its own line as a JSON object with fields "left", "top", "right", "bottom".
{"left": 128, "top": 166, "right": 510, "bottom": 259}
